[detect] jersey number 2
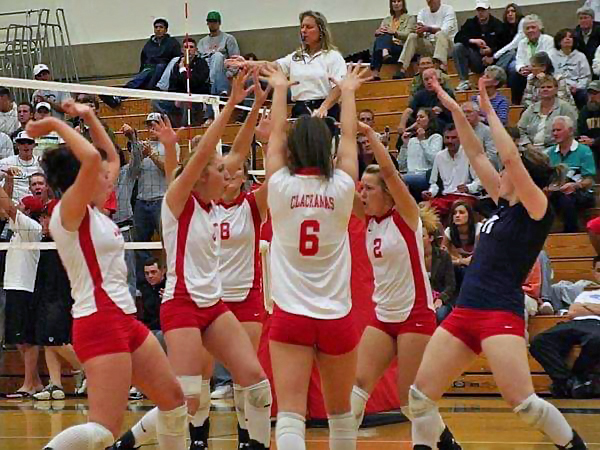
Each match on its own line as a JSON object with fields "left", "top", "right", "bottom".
{"left": 299, "top": 220, "right": 320, "bottom": 256}
{"left": 373, "top": 238, "right": 383, "bottom": 258}
{"left": 220, "top": 222, "right": 230, "bottom": 240}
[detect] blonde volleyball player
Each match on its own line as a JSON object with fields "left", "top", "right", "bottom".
{"left": 349, "top": 121, "right": 460, "bottom": 449}
{"left": 262, "top": 63, "right": 370, "bottom": 450}
{"left": 34, "top": 100, "right": 187, "bottom": 450}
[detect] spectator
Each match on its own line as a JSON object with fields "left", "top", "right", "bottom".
{"left": 518, "top": 74, "right": 578, "bottom": 151}
{"left": 494, "top": 3, "right": 525, "bottom": 73}
{"left": 398, "top": 68, "right": 455, "bottom": 134}
{"left": 31, "top": 103, "right": 62, "bottom": 158}
{"left": 422, "top": 124, "right": 480, "bottom": 216}
{"left": 397, "top": 107, "right": 443, "bottom": 200}
{"left": 420, "top": 203, "right": 456, "bottom": 324}
{"left": 0, "top": 87, "right": 19, "bottom": 136}
{"left": 577, "top": 80, "right": 600, "bottom": 159}
{"left": 393, "top": 0, "right": 457, "bottom": 79}
{"left": 73, "top": 94, "right": 118, "bottom": 149}
{"left": 471, "top": 65, "right": 510, "bottom": 125}
{"left": 522, "top": 52, "right": 575, "bottom": 108}
{"left": 31, "top": 64, "right": 70, "bottom": 119}
{"left": 442, "top": 200, "right": 482, "bottom": 288}
{"left": 511, "top": 15, "right": 554, "bottom": 105}
{"left": 357, "top": 133, "right": 375, "bottom": 178}
{"left": 198, "top": 11, "right": 240, "bottom": 95}
{"left": 10, "top": 102, "right": 33, "bottom": 142}
{"left": 0, "top": 132, "right": 41, "bottom": 202}
{"left": 139, "top": 257, "right": 166, "bottom": 347}
{"left": 530, "top": 256, "right": 600, "bottom": 399}
{"left": 155, "top": 37, "right": 211, "bottom": 127}
{"left": 124, "top": 18, "right": 181, "bottom": 91}
{"left": 358, "top": 109, "right": 390, "bottom": 148}
{"left": 523, "top": 257, "right": 544, "bottom": 316}
{"left": 584, "top": 0, "right": 600, "bottom": 20}
{"left": 452, "top": 0, "right": 505, "bottom": 91}
{"left": 409, "top": 55, "right": 452, "bottom": 99}
{"left": 574, "top": 6, "right": 600, "bottom": 67}
{"left": 547, "top": 115, "right": 596, "bottom": 233}
{"left": 370, "top": 0, "right": 416, "bottom": 81}
{"left": 550, "top": 28, "right": 592, "bottom": 109}
{"left": 0, "top": 129, "right": 12, "bottom": 160}
{"left": 20, "top": 173, "right": 51, "bottom": 219}
{"left": 460, "top": 101, "right": 498, "bottom": 167}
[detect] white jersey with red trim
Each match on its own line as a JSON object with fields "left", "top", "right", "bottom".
{"left": 162, "top": 193, "right": 222, "bottom": 308}
{"left": 268, "top": 167, "right": 355, "bottom": 319}
{"left": 49, "top": 202, "right": 136, "bottom": 319}
{"left": 214, "top": 191, "right": 262, "bottom": 302}
{"left": 366, "top": 210, "right": 434, "bottom": 322}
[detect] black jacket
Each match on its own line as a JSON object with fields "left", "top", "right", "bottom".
{"left": 430, "top": 247, "right": 456, "bottom": 305}
{"left": 140, "top": 34, "right": 181, "bottom": 71}
{"left": 577, "top": 105, "right": 600, "bottom": 154}
{"left": 454, "top": 15, "right": 506, "bottom": 54}
{"left": 139, "top": 277, "right": 166, "bottom": 331}
{"left": 169, "top": 55, "right": 211, "bottom": 95}
{"left": 574, "top": 22, "right": 600, "bottom": 66}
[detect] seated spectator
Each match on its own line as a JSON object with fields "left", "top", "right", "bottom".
{"left": 422, "top": 124, "right": 480, "bottom": 217}
{"left": 358, "top": 109, "right": 390, "bottom": 148}
{"left": 420, "top": 203, "right": 456, "bottom": 324}
{"left": 32, "top": 103, "right": 62, "bottom": 157}
{"left": 0, "top": 87, "right": 19, "bottom": 137}
{"left": 460, "top": 101, "right": 498, "bottom": 167}
{"left": 550, "top": 28, "right": 592, "bottom": 109}
{"left": 510, "top": 14, "right": 554, "bottom": 105}
{"left": 494, "top": 3, "right": 525, "bottom": 73}
{"left": 471, "top": 65, "right": 509, "bottom": 126}
{"left": 10, "top": 102, "right": 33, "bottom": 142}
{"left": 547, "top": 115, "right": 596, "bottom": 233}
{"left": 577, "top": 80, "right": 600, "bottom": 160}
{"left": 139, "top": 257, "right": 166, "bottom": 347}
{"left": 409, "top": 55, "right": 452, "bottom": 100}
{"left": 124, "top": 18, "right": 181, "bottom": 91}
{"left": 393, "top": 0, "right": 457, "bottom": 79}
{"left": 0, "top": 132, "right": 41, "bottom": 202}
{"left": 357, "top": 133, "right": 375, "bottom": 178}
{"left": 442, "top": 200, "right": 482, "bottom": 287}
{"left": 370, "top": 0, "right": 416, "bottom": 81}
{"left": 72, "top": 94, "right": 118, "bottom": 148}
{"left": 574, "top": 6, "right": 600, "bottom": 68}
{"left": 155, "top": 37, "right": 211, "bottom": 127}
{"left": 198, "top": 11, "right": 240, "bottom": 95}
{"left": 452, "top": 0, "right": 505, "bottom": 91}
{"left": 397, "top": 107, "right": 443, "bottom": 200}
{"left": 522, "top": 52, "right": 575, "bottom": 109}
{"left": 518, "top": 74, "right": 578, "bottom": 151}
{"left": 523, "top": 257, "right": 544, "bottom": 317}
{"left": 398, "top": 68, "right": 455, "bottom": 134}
{"left": 530, "top": 256, "right": 600, "bottom": 399}
{"left": 31, "top": 64, "right": 70, "bottom": 119}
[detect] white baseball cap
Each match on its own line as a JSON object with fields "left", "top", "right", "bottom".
{"left": 36, "top": 102, "right": 52, "bottom": 111}
{"left": 33, "top": 64, "right": 50, "bottom": 77}
{"left": 146, "top": 112, "right": 162, "bottom": 123}
{"left": 475, "top": 0, "right": 491, "bottom": 9}
{"left": 14, "top": 131, "right": 35, "bottom": 143}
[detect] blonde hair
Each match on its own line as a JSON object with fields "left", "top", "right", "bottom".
{"left": 296, "top": 11, "right": 337, "bottom": 56}
{"left": 364, "top": 164, "right": 391, "bottom": 196}
{"left": 419, "top": 203, "right": 441, "bottom": 236}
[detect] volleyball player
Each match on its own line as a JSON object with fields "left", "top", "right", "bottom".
{"left": 262, "top": 63, "right": 369, "bottom": 450}
{"left": 406, "top": 76, "right": 587, "bottom": 450}
{"left": 35, "top": 99, "right": 187, "bottom": 450}
{"left": 349, "top": 121, "right": 460, "bottom": 449}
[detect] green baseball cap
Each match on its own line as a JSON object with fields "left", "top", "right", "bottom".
{"left": 206, "top": 11, "right": 221, "bottom": 22}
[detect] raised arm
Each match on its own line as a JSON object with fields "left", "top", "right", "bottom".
{"left": 0, "top": 183, "right": 16, "bottom": 221}
{"left": 358, "top": 121, "right": 419, "bottom": 230}
{"left": 27, "top": 117, "right": 102, "bottom": 231}
{"left": 149, "top": 115, "right": 180, "bottom": 185}
{"left": 252, "top": 109, "right": 274, "bottom": 220}
{"left": 478, "top": 76, "right": 548, "bottom": 220}
{"left": 432, "top": 78, "right": 501, "bottom": 202}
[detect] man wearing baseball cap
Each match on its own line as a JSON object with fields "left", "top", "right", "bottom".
{"left": 31, "top": 64, "right": 71, "bottom": 120}
{"left": 577, "top": 80, "right": 600, "bottom": 158}
{"left": 452, "top": 0, "right": 505, "bottom": 91}
{"left": 198, "top": 11, "right": 240, "bottom": 95}
{"left": 0, "top": 131, "right": 41, "bottom": 202}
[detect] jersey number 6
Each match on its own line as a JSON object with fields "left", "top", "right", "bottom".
{"left": 299, "top": 220, "right": 320, "bottom": 256}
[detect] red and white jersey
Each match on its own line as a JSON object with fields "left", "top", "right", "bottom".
{"left": 49, "top": 202, "right": 136, "bottom": 319}
{"left": 366, "top": 210, "right": 434, "bottom": 322}
{"left": 214, "top": 191, "right": 262, "bottom": 302}
{"left": 162, "top": 193, "right": 222, "bottom": 308}
{"left": 268, "top": 167, "right": 355, "bottom": 319}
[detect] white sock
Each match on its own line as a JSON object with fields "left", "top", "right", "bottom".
{"left": 329, "top": 412, "right": 357, "bottom": 450}
{"left": 409, "top": 386, "right": 445, "bottom": 447}
{"left": 190, "top": 380, "right": 211, "bottom": 427}
{"left": 514, "top": 394, "right": 574, "bottom": 447}
{"left": 44, "top": 422, "right": 113, "bottom": 449}
{"left": 234, "top": 384, "right": 247, "bottom": 430}
{"left": 350, "top": 386, "right": 369, "bottom": 428}
{"left": 276, "top": 412, "right": 305, "bottom": 450}
{"left": 245, "top": 379, "right": 272, "bottom": 447}
{"left": 132, "top": 407, "right": 158, "bottom": 445}
{"left": 156, "top": 404, "right": 188, "bottom": 450}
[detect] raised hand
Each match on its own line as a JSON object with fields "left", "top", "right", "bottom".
{"left": 25, "top": 117, "right": 59, "bottom": 138}
{"left": 255, "top": 108, "right": 274, "bottom": 143}
{"left": 431, "top": 77, "right": 459, "bottom": 113}
{"left": 253, "top": 70, "right": 272, "bottom": 107}
{"left": 260, "top": 65, "right": 297, "bottom": 90}
{"left": 357, "top": 120, "right": 373, "bottom": 135}
{"left": 61, "top": 98, "right": 93, "bottom": 119}
{"left": 149, "top": 115, "right": 180, "bottom": 147}
{"left": 330, "top": 63, "right": 373, "bottom": 92}
{"left": 225, "top": 55, "right": 247, "bottom": 70}
{"left": 477, "top": 75, "right": 495, "bottom": 116}
{"left": 228, "top": 67, "right": 255, "bottom": 105}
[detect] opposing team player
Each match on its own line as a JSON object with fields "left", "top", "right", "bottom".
{"left": 349, "top": 120, "right": 460, "bottom": 450}
{"left": 37, "top": 99, "right": 187, "bottom": 450}
{"left": 262, "top": 63, "right": 370, "bottom": 450}
{"left": 407, "top": 77, "right": 587, "bottom": 450}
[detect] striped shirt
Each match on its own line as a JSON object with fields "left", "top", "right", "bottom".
{"left": 471, "top": 93, "right": 509, "bottom": 126}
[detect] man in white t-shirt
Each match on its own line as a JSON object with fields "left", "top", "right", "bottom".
{"left": 530, "top": 256, "right": 600, "bottom": 399}
{"left": 0, "top": 131, "right": 41, "bottom": 202}
{"left": 394, "top": 0, "right": 457, "bottom": 79}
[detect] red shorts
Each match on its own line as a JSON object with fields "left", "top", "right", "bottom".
{"left": 224, "top": 289, "right": 265, "bottom": 323}
{"left": 73, "top": 310, "right": 150, "bottom": 364}
{"left": 370, "top": 307, "right": 436, "bottom": 338}
{"left": 269, "top": 306, "right": 359, "bottom": 356}
{"left": 440, "top": 307, "right": 526, "bottom": 355}
{"left": 160, "top": 297, "right": 230, "bottom": 333}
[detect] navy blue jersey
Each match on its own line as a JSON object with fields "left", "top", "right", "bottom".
{"left": 456, "top": 198, "right": 554, "bottom": 317}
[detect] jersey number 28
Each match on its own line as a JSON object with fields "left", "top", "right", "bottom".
{"left": 299, "top": 220, "right": 320, "bottom": 256}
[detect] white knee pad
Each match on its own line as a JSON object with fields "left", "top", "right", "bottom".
{"left": 328, "top": 412, "right": 357, "bottom": 440}
{"left": 45, "top": 422, "right": 114, "bottom": 450}
{"left": 401, "top": 405, "right": 414, "bottom": 421}
{"left": 408, "top": 385, "right": 438, "bottom": 418}
{"left": 246, "top": 379, "right": 272, "bottom": 409}
{"left": 350, "top": 386, "right": 369, "bottom": 427}
{"left": 190, "top": 380, "right": 211, "bottom": 427}
{"left": 233, "top": 384, "right": 247, "bottom": 428}
{"left": 514, "top": 394, "right": 550, "bottom": 428}
{"left": 177, "top": 375, "right": 203, "bottom": 397}
{"left": 276, "top": 412, "right": 306, "bottom": 441}
{"left": 157, "top": 405, "right": 188, "bottom": 436}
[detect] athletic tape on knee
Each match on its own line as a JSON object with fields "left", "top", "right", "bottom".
{"left": 177, "top": 375, "right": 203, "bottom": 397}
{"left": 245, "top": 379, "right": 272, "bottom": 408}
{"left": 233, "top": 384, "right": 247, "bottom": 429}
{"left": 276, "top": 412, "right": 306, "bottom": 441}
{"left": 156, "top": 405, "right": 188, "bottom": 436}
{"left": 191, "top": 381, "right": 211, "bottom": 427}
{"left": 408, "top": 385, "right": 438, "bottom": 418}
{"left": 408, "top": 385, "right": 445, "bottom": 447}
{"left": 245, "top": 379, "right": 273, "bottom": 447}
{"left": 328, "top": 412, "right": 357, "bottom": 443}
{"left": 401, "top": 405, "right": 414, "bottom": 421}
{"left": 514, "top": 394, "right": 574, "bottom": 446}
{"left": 350, "top": 386, "right": 369, "bottom": 427}
{"left": 45, "top": 422, "right": 114, "bottom": 450}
